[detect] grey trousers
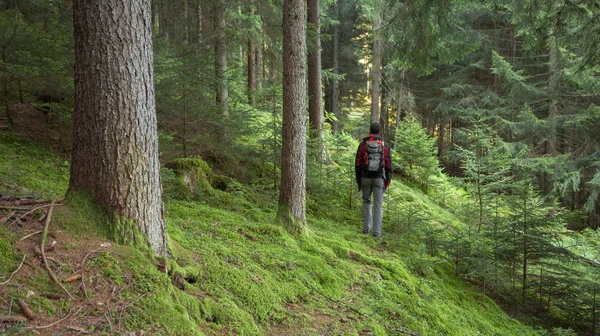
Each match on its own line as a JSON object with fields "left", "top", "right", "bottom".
{"left": 361, "top": 177, "right": 384, "bottom": 236}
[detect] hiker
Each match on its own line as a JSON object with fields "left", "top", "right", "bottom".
{"left": 355, "top": 122, "right": 392, "bottom": 238}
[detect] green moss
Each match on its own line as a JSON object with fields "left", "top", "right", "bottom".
{"left": 30, "top": 295, "right": 56, "bottom": 317}
{"left": 1, "top": 133, "right": 541, "bottom": 336}
{"left": 211, "top": 174, "right": 233, "bottom": 191}
{"left": 89, "top": 251, "right": 125, "bottom": 286}
{"left": 0, "top": 234, "right": 16, "bottom": 273}
{"left": 0, "top": 133, "right": 69, "bottom": 198}
{"left": 165, "top": 157, "right": 214, "bottom": 196}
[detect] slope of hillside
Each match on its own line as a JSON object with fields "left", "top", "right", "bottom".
{"left": 0, "top": 133, "right": 539, "bottom": 335}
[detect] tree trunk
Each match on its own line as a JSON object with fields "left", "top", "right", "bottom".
{"left": 70, "top": 0, "right": 169, "bottom": 257}
{"left": 547, "top": 32, "right": 560, "bottom": 155}
{"left": 256, "top": 40, "right": 263, "bottom": 91}
{"left": 248, "top": 38, "right": 256, "bottom": 106}
{"left": 331, "top": 0, "right": 340, "bottom": 134}
{"left": 308, "top": 0, "right": 326, "bottom": 162}
{"left": 522, "top": 193, "right": 528, "bottom": 308}
{"left": 214, "top": 2, "right": 229, "bottom": 116}
{"left": 370, "top": 13, "right": 383, "bottom": 124}
{"left": 278, "top": 0, "right": 307, "bottom": 232}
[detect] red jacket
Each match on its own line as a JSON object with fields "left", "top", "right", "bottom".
{"left": 355, "top": 134, "right": 392, "bottom": 188}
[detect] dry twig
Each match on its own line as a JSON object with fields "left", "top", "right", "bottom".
{"left": 0, "top": 211, "right": 16, "bottom": 225}
{"left": 40, "top": 202, "right": 74, "bottom": 300}
{"left": 0, "top": 254, "right": 26, "bottom": 285}
{"left": 21, "top": 307, "right": 83, "bottom": 332}
{"left": 14, "top": 203, "right": 63, "bottom": 224}
{"left": 18, "top": 230, "right": 42, "bottom": 242}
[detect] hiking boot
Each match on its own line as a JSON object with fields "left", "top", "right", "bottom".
{"left": 362, "top": 229, "right": 369, "bottom": 234}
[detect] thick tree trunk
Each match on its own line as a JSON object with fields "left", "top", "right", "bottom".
{"left": 70, "top": 0, "right": 169, "bottom": 257}
{"left": 248, "top": 38, "right": 256, "bottom": 106}
{"left": 278, "top": 0, "right": 307, "bottom": 231}
{"left": 370, "top": 13, "right": 383, "bottom": 124}
{"left": 308, "top": 0, "right": 326, "bottom": 162}
{"left": 331, "top": 0, "right": 340, "bottom": 134}
{"left": 214, "top": 2, "right": 229, "bottom": 116}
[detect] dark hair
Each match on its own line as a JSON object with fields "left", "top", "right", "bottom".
{"left": 370, "top": 122, "right": 382, "bottom": 134}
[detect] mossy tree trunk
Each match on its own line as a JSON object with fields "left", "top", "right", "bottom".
{"left": 70, "top": 0, "right": 169, "bottom": 257}
{"left": 278, "top": 0, "right": 307, "bottom": 232}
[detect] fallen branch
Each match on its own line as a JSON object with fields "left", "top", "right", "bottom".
{"left": 0, "top": 254, "right": 26, "bottom": 285}
{"left": 14, "top": 203, "right": 64, "bottom": 225}
{"left": 581, "top": 257, "right": 600, "bottom": 268}
{"left": 0, "top": 198, "right": 64, "bottom": 207}
{"left": 0, "top": 314, "right": 27, "bottom": 323}
{"left": 19, "top": 230, "right": 42, "bottom": 242}
{"left": 40, "top": 202, "right": 74, "bottom": 300}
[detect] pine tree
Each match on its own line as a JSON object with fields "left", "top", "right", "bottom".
{"left": 70, "top": 0, "right": 169, "bottom": 256}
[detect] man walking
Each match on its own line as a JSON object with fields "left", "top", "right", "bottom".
{"left": 355, "top": 122, "right": 392, "bottom": 238}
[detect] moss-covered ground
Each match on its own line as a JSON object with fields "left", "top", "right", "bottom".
{"left": 0, "top": 133, "right": 540, "bottom": 335}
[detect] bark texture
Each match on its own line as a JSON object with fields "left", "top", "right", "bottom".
{"left": 370, "top": 13, "right": 383, "bottom": 124}
{"left": 214, "top": 2, "right": 229, "bottom": 116}
{"left": 71, "top": 0, "right": 168, "bottom": 256}
{"left": 331, "top": 0, "right": 340, "bottom": 134}
{"left": 308, "top": 0, "right": 326, "bottom": 162}
{"left": 278, "top": 0, "right": 307, "bottom": 230}
{"left": 248, "top": 38, "right": 256, "bottom": 105}
{"left": 547, "top": 33, "right": 560, "bottom": 155}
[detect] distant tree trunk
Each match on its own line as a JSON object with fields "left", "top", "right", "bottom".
{"left": 522, "top": 193, "right": 528, "bottom": 308}
{"left": 70, "top": 0, "right": 169, "bottom": 257}
{"left": 438, "top": 118, "right": 445, "bottom": 160}
{"left": 248, "top": 38, "right": 256, "bottom": 106}
{"left": 331, "top": 0, "right": 340, "bottom": 134}
{"left": 380, "top": 70, "right": 388, "bottom": 137}
{"left": 196, "top": 2, "right": 202, "bottom": 44}
{"left": 370, "top": 13, "right": 383, "bottom": 124}
{"left": 547, "top": 32, "right": 560, "bottom": 155}
{"left": 214, "top": 2, "right": 229, "bottom": 116}
{"left": 278, "top": 0, "right": 307, "bottom": 232}
{"left": 308, "top": 0, "right": 326, "bottom": 162}
{"left": 2, "top": 79, "right": 12, "bottom": 126}
{"left": 256, "top": 40, "right": 263, "bottom": 91}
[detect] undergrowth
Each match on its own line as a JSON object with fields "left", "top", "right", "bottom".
{"left": 0, "top": 133, "right": 540, "bottom": 335}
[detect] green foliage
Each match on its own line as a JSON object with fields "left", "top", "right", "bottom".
{"left": 394, "top": 117, "right": 442, "bottom": 191}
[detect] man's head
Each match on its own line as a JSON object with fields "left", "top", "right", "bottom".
{"left": 370, "top": 122, "right": 382, "bottom": 135}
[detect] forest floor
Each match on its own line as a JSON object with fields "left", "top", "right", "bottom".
{"left": 0, "top": 131, "right": 541, "bottom": 335}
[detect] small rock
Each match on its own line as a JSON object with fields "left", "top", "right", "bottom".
{"left": 26, "top": 290, "right": 35, "bottom": 298}
{"left": 100, "top": 242, "right": 111, "bottom": 248}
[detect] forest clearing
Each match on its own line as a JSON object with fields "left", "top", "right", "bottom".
{"left": 1, "top": 0, "right": 600, "bottom": 335}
